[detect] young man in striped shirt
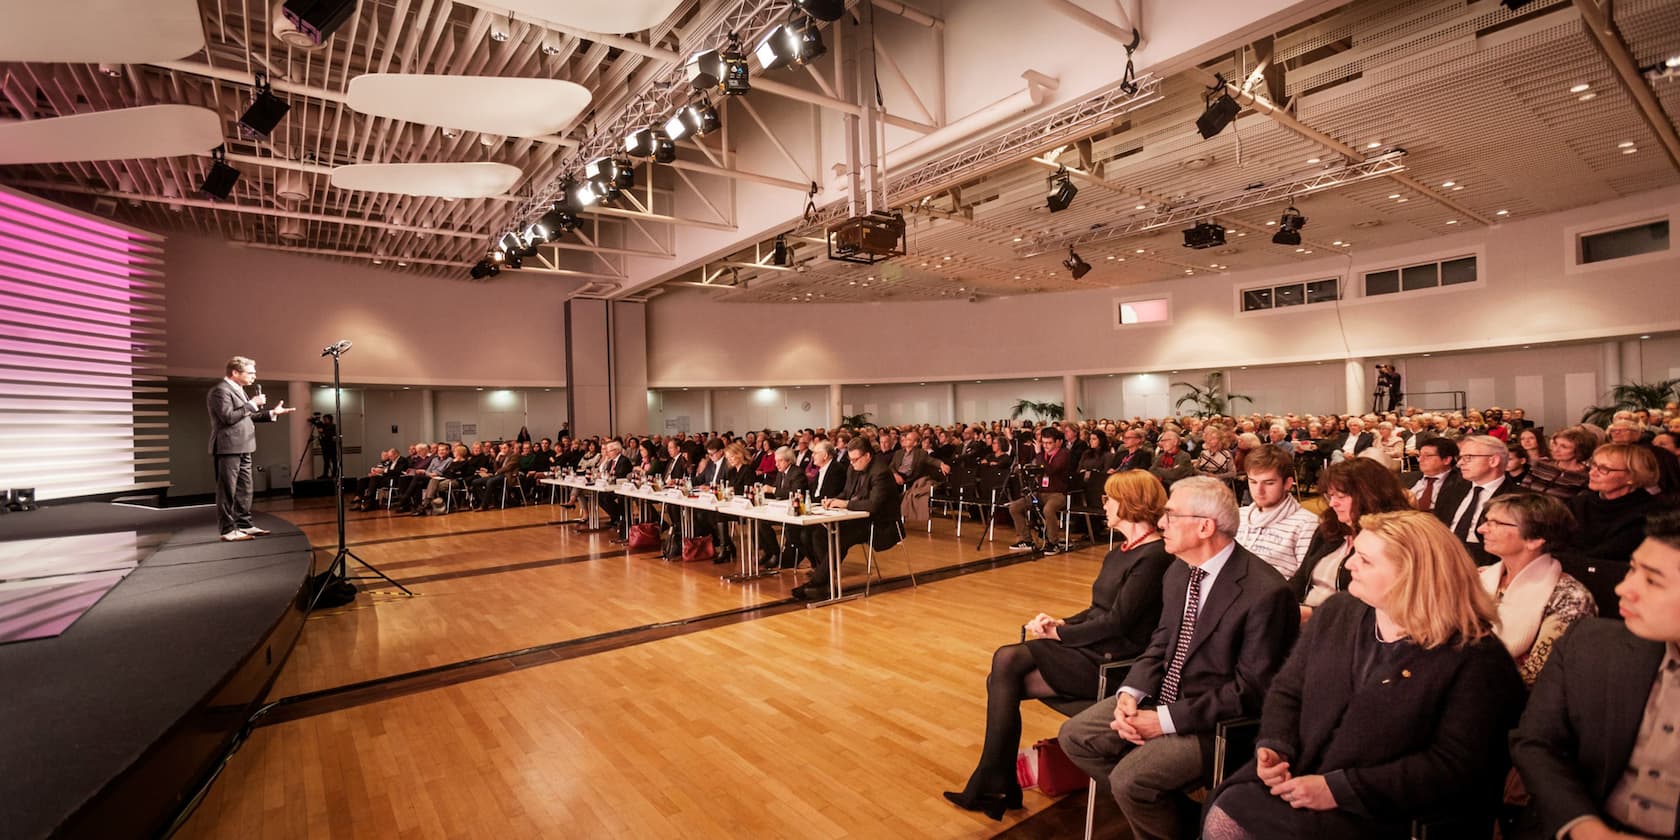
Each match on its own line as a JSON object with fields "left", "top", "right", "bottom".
{"left": 1234, "top": 445, "right": 1319, "bottom": 578}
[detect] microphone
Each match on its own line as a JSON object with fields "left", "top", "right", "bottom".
{"left": 255, "top": 384, "right": 263, "bottom": 397}
{"left": 320, "top": 339, "right": 353, "bottom": 356}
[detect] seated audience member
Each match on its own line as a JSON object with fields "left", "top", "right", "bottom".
{"left": 1402, "top": 438, "right": 1462, "bottom": 513}
{"left": 1522, "top": 426, "right": 1595, "bottom": 500}
{"left": 1610, "top": 419, "right": 1680, "bottom": 493}
{"left": 395, "top": 443, "right": 452, "bottom": 511}
{"left": 1565, "top": 443, "right": 1663, "bottom": 568}
{"left": 1203, "top": 511, "right": 1524, "bottom": 840}
{"left": 1078, "top": 430, "right": 1113, "bottom": 501}
{"left": 596, "top": 440, "right": 633, "bottom": 533}
{"left": 1518, "top": 427, "right": 1546, "bottom": 466}
{"left": 576, "top": 439, "right": 601, "bottom": 472}
{"left": 1330, "top": 417, "right": 1375, "bottom": 463}
{"left": 662, "top": 438, "right": 691, "bottom": 482}
{"left": 1150, "top": 431, "right": 1195, "bottom": 489}
{"left": 1375, "top": 422, "right": 1405, "bottom": 468}
{"left": 1007, "top": 427, "right": 1076, "bottom": 555}
{"left": 392, "top": 442, "right": 442, "bottom": 510}
{"left": 1058, "top": 477, "right": 1298, "bottom": 840}
{"left": 944, "top": 470, "right": 1174, "bottom": 820}
{"left": 1509, "top": 501, "right": 1680, "bottom": 840}
{"left": 791, "top": 438, "right": 902, "bottom": 601}
{"left": 1290, "top": 458, "right": 1413, "bottom": 614}
{"left": 414, "top": 444, "right": 474, "bottom": 515}
{"left": 408, "top": 443, "right": 462, "bottom": 512}
{"left": 1476, "top": 492, "right": 1597, "bottom": 687}
{"left": 1194, "top": 427, "right": 1239, "bottom": 481}
{"left": 1507, "top": 442, "right": 1533, "bottom": 485}
{"left": 757, "top": 446, "right": 808, "bottom": 570}
{"left": 1236, "top": 446, "right": 1320, "bottom": 579}
{"left": 472, "top": 442, "right": 521, "bottom": 509}
{"left": 351, "top": 448, "right": 408, "bottom": 510}
{"left": 1112, "top": 427, "right": 1156, "bottom": 473}
{"left": 890, "top": 428, "right": 950, "bottom": 523}
{"left": 1655, "top": 430, "right": 1679, "bottom": 458}
{"left": 1432, "top": 435, "right": 1521, "bottom": 565}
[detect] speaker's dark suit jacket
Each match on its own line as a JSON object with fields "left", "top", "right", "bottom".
{"left": 840, "top": 457, "right": 903, "bottom": 552}
{"left": 767, "top": 465, "right": 809, "bottom": 499}
{"left": 808, "top": 459, "right": 849, "bottom": 502}
{"left": 1430, "top": 474, "right": 1521, "bottom": 564}
{"left": 1510, "top": 618, "right": 1674, "bottom": 840}
{"left": 1213, "top": 594, "right": 1523, "bottom": 837}
{"left": 207, "top": 379, "right": 275, "bottom": 454}
{"left": 1121, "top": 543, "right": 1298, "bottom": 760}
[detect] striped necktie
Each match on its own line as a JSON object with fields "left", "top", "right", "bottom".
{"left": 1159, "top": 566, "right": 1208, "bottom": 704}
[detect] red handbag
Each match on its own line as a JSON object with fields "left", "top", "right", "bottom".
{"left": 680, "top": 536, "right": 715, "bottom": 562}
{"left": 628, "top": 522, "right": 662, "bottom": 550}
{"left": 1016, "top": 737, "right": 1088, "bottom": 797}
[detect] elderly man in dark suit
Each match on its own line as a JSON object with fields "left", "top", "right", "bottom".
{"left": 1510, "top": 501, "right": 1680, "bottom": 840}
{"left": 1431, "top": 435, "right": 1521, "bottom": 565}
{"left": 791, "top": 437, "right": 900, "bottom": 601}
{"left": 208, "top": 355, "right": 295, "bottom": 541}
{"left": 1059, "top": 476, "right": 1298, "bottom": 840}
{"left": 758, "top": 446, "right": 810, "bottom": 570}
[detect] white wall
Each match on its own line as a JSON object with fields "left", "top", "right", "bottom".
{"left": 163, "top": 235, "right": 573, "bottom": 387}
{"left": 166, "top": 379, "right": 296, "bottom": 497}
{"left": 707, "top": 385, "right": 831, "bottom": 433}
{"left": 433, "top": 388, "right": 569, "bottom": 444}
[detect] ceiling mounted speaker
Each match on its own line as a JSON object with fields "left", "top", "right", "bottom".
{"left": 274, "top": 171, "right": 311, "bottom": 205}
{"left": 278, "top": 218, "right": 305, "bottom": 242}
{"left": 0, "top": 0, "right": 203, "bottom": 63}
{"left": 0, "top": 105, "right": 222, "bottom": 165}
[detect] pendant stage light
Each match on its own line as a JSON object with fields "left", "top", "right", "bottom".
{"left": 1046, "top": 167, "right": 1077, "bottom": 212}
{"left": 1197, "top": 80, "right": 1241, "bottom": 140}
{"left": 1063, "top": 246, "right": 1092, "bottom": 279}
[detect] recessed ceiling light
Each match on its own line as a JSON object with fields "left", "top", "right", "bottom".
{"left": 1135, "top": 204, "right": 1147, "bottom": 210}
{"left": 1306, "top": 157, "right": 1320, "bottom": 164}
{"left": 1366, "top": 141, "right": 1381, "bottom": 149}
{"left": 1579, "top": 92, "right": 1597, "bottom": 101}
{"left": 1569, "top": 83, "right": 1591, "bottom": 93}
{"left": 1236, "top": 231, "right": 1246, "bottom": 237}
{"left": 1332, "top": 240, "right": 1343, "bottom": 245}
{"left": 1117, "top": 257, "right": 1126, "bottom": 261}
{"left": 1107, "top": 255, "right": 1116, "bottom": 260}
{"left": 1184, "top": 269, "right": 1193, "bottom": 274}
{"left": 1451, "top": 185, "right": 1463, "bottom": 191}
{"left": 1135, "top": 248, "right": 1145, "bottom": 253}
{"left": 1397, "top": 197, "right": 1410, "bottom": 203}
{"left": 1389, "top": 194, "right": 1401, "bottom": 199}
{"left": 1295, "top": 247, "right": 1305, "bottom": 253}
{"left": 1445, "top": 219, "right": 1458, "bottom": 225}
{"left": 397, "top": 260, "right": 409, "bottom": 266}
{"left": 372, "top": 258, "right": 384, "bottom": 264}
{"left": 1442, "top": 181, "right": 1455, "bottom": 187}
{"left": 1618, "top": 141, "right": 1635, "bottom": 148}
{"left": 1623, "top": 148, "right": 1638, "bottom": 155}
{"left": 1014, "top": 274, "right": 1021, "bottom": 279}
{"left": 1640, "top": 335, "right": 1652, "bottom": 340}
{"left": 847, "top": 280, "right": 855, "bottom": 285}
{"left": 861, "top": 281, "right": 870, "bottom": 286}
{"left": 1303, "top": 249, "right": 1312, "bottom": 254}
{"left": 1265, "top": 220, "right": 1276, "bottom": 226}
{"left": 1422, "top": 353, "right": 1431, "bottom": 357}
{"left": 1012, "top": 236, "right": 1022, "bottom": 242}
{"left": 1496, "top": 209, "right": 1509, "bottom": 216}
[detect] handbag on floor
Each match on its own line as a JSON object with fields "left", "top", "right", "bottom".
{"left": 1016, "top": 737, "right": 1087, "bottom": 797}
{"left": 680, "top": 535, "right": 715, "bottom": 562}
{"left": 628, "top": 522, "right": 662, "bottom": 550}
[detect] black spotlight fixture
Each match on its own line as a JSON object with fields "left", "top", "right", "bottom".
{"left": 282, "top": 0, "right": 357, "bottom": 46}
{"left": 470, "top": 259, "right": 500, "bottom": 280}
{"left": 771, "top": 234, "right": 790, "bottom": 266}
{"left": 719, "top": 32, "right": 750, "bottom": 95}
{"left": 681, "top": 98, "right": 722, "bottom": 137}
{"left": 687, "top": 33, "right": 748, "bottom": 95}
{"left": 623, "top": 128, "right": 658, "bottom": 157}
{"left": 756, "top": 18, "right": 826, "bottom": 70}
{"left": 199, "top": 145, "right": 240, "bottom": 200}
{"left": 238, "top": 72, "right": 290, "bottom": 140}
{"left": 686, "top": 49, "right": 724, "bottom": 91}
{"left": 1197, "top": 75, "right": 1241, "bottom": 139}
{"left": 538, "top": 205, "right": 577, "bottom": 241}
{"left": 1046, "top": 167, "right": 1078, "bottom": 212}
{"left": 610, "top": 156, "right": 635, "bottom": 191}
{"left": 652, "top": 134, "right": 677, "bottom": 163}
{"left": 1182, "top": 221, "right": 1226, "bottom": 250}
{"left": 1063, "top": 246, "right": 1092, "bottom": 280}
{"left": 794, "top": 0, "right": 845, "bottom": 21}
{"left": 1272, "top": 204, "right": 1307, "bottom": 245}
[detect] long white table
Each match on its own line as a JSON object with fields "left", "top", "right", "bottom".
{"left": 540, "top": 475, "right": 612, "bottom": 530}
{"left": 612, "top": 483, "right": 872, "bottom": 606}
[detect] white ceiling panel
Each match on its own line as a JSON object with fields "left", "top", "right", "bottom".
{"left": 330, "top": 162, "right": 523, "bottom": 199}
{"left": 494, "top": 0, "right": 686, "bottom": 34}
{"left": 0, "top": 0, "right": 204, "bottom": 63}
{"left": 0, "top": 105, "right": 223, "bottom": 165}
{"left": 345, "top": 74, "right": 591, "bottom": 138}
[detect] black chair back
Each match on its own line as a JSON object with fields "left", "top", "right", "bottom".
{"left": 1559, "top": 555, "right": 1626, "bottom": 618}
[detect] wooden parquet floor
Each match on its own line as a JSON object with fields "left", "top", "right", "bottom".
{"left": 174, "top": 497, "right": 1126, "bottom": 840}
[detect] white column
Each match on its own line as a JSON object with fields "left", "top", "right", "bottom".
{"left": 702, "top": 389, "right": 715, "bottom": 433}
{"left": 286, "top": 380, "right": 312, "bottom": 483}
{"left": 829, "top": 383, "right": 844, "bottom": 429}
{"left": 1344, "top": 359, "right": 1368, "bottom": 416}
{"left": 419, "top": 389, "right": 435, "bottom": 441}
{"left": 945, "top": 383, "right": 958, "bottom": 425}
{"left": 1619, "top": 339, "right": 1643, "bottom": 386}
{"left": 1063, "top": 374, "right": 1081, "bottom": 423}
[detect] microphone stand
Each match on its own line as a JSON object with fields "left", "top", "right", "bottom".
{"left": 309, "top": 342, "right": 412, "bottom": 610}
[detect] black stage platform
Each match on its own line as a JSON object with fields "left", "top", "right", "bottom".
{"left": 0, "top": 503, "right": 315, "bottom": 840}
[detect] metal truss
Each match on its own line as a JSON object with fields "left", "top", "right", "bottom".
{"left": 504, "top": 0, "right": 793, "bottom": 236}
{"left": 1028, "top": 151, "right": 1409, "bottom": 254}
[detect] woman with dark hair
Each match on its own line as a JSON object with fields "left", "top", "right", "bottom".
{"left": 943, "top": 470, "right": 1173, "bottom": 820}
{"left": 1204, "top": 511, "right": 1523, "bottom": 840}
{"left": 1521, "top": 426, "right": 1596, "bottom": 500}
{"left": 1288, "top": 458, "right": 1413, "bottom": 616}
{"left": 1078, "top": 430, "right": 1112, "bottom": 502}
{"left": 1505, "top": 443, "right": 1531, "bottom": 485}
{"left": 1517, "top": 427, "right": 1544, "bottom": 466}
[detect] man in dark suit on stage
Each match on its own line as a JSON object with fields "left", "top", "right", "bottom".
{"left": 208, "top": 356, "right": 295, "bottom": 541}
{"left": 791, "top": 437, "right": 900, "bottom": 601}
{"left": 1058, "top": 476, "right": 1298, "bottom": 840}
{"left": 1510, "top": 501, "right": 1680, "bottom": 840}
{"left": 1431, "top": 435, "right": 1520, "bottom": 565}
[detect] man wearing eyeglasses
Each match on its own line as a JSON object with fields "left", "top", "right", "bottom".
{"left": 791, "top": 437, "right": 901, "bottom": 601}
{"left": 1432, "top": 434, "right": 1521, "bottom": 565}
{"left": 1058, "top": 477, "right": 1297, "bottom": 840}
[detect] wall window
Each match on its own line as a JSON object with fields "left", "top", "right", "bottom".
{"left": 1114, "top": 296, "right": 1170, "bottom": 327}
{"left": 1578, "top": 220, "right": 1669, "bottom": 264}
{"left": 1240, "top": 277, "right": 1340, "bottom": 313}
{"left": 1363, "top": 255, "right": 1477, "bottom": 297}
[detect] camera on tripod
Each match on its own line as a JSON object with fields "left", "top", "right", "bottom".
{"left": 306, "top": 412, "right": 328, "bottom": 430}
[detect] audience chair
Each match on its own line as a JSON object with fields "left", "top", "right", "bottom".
{"left": 1558, "top": 555, "right": 1625, "bottom": 618}
{"left": 863, "top": 521, "right": 913, "bottom": 595}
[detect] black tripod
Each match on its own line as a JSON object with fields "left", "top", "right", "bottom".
{"left": 308, "top": 340, "right": 412, "bottom": 610}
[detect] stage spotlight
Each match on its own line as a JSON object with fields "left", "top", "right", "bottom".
{"left": 652, "top": 134, "right": 677, "bottom": 163}
{"left": 538, "top": 206, "right": 576, "bottom": 240}
{"left": 498, "top": 230, "right": 522, "bottom": 253}
{"left": 682, "top": 99, "right": 721, "bottom": 137}
{"left": 491, "top": 249, "right": 505, "bottom": 263}
{"left": 1182, "top": 221, "right": 1226, "bottom": 249}
{"left": 505, "top": 252, "right": 522, "bottom": 269}
{"left": 794, "top": 0, "right": 845, "bottom": 21}
{"left": 757, "top": 20, "right": 826, "bottom": 70}
{"left": 1197, "top": 84, "right": 1241, "bottom": 139}
{"left": 238, "top": 72, "right": 290, "bottom": 140}
{"left": 573, "top": 178, "right": 607, "bottom": 209}
{"left": 199, "top": 145, "right": 240, "bottom": 200}
{"left": 470, "top": 259, "right": 499, "bottom": 279}
{"left": 559, "top": 178, "right": 590, "bottom": 214}
{"left": 687, "top": 48, "right": 724, "bottom": 91}
{"left": 623, "top": 128, "right": 657, "bottom": 157}
{"left": 1046, "top": 167, "right": 1077, "bottom": 212}
{"left": 585, "top": 157, "right": 616, "bottom": 185}
{"left": 611, "top": 156, "right": 635, "bottom": 191}
{"left": 720, "top": 33, "right": 749, "bottom": 94}
{"left": 523, "top": 222, "right": 547, "bottom": 245}
{"left": 688, "top": 35, "right": 748, "bottom": 95}
{"left": 1271, "top": 204, "right": 1307, "bottom": 245}
{"left": 663, "top": 111, "right": 693, "bottom": 142}
{"left": 771, "top": 234, "right": 790, "bottom": 266}
{"left": 1063, "top": 246, "right": 1092, "bottom": 279}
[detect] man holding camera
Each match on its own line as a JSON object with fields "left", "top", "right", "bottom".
{"left": 208, "top": 356, "right": 296, "bottom": 541}
{"left": 313, "top": 413, "right": 339, "bottom": 478}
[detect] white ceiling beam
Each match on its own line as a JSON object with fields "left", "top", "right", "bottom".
{"left": 586, "top": 204, "right": 737, "bottom": 232}
{"left": 666, "top": 158, "right": 810, "bottom": 192}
